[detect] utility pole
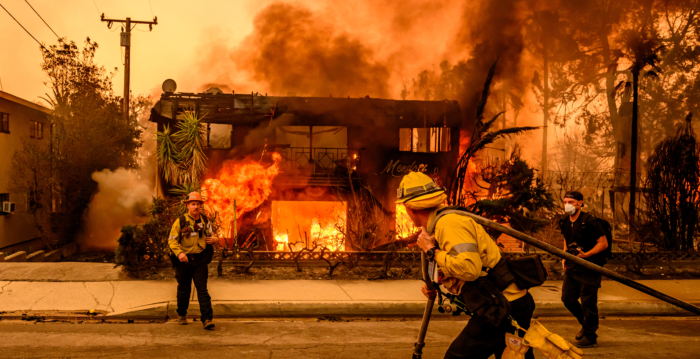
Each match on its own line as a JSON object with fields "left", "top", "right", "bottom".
{"left": 100, "top": 14, "right": 157, "bottom": 124}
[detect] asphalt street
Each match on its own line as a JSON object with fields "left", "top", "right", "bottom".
{"left": 0, "top": 317, "right": 698, "bottom": 358}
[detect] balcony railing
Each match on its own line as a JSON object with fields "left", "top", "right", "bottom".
{"left": 277, "top": 147, "right": 359, "bottom": 174}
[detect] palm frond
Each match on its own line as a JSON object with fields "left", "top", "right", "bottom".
{"left": 156, "top": 125, "right": 181, "bottom": 184}
{"left": 474, "top": 60, "right": 499, "bottom": 126}
{"left": 469, "top": 126, "right": 539, "bottom": 156}
{"left": 171, "top": 110, "right": 208, "bottom": 184}
{"left": 479, "top": 112, "right": 505, "bottom": 135}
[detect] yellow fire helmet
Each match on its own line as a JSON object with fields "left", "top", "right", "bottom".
{"left": 395, "top": 171, "right": 446, "bottom": 204}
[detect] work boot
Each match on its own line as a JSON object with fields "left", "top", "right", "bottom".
{"left": 203, "top": 319, "right": 215, "bottom": 330}
{"left": 575, "top": 327, "right": 584, "bottom": 341}
{"left": 177, "top": 316, "right": 187, "bottom": 325}
{"left": 576, "top": 336, "right": 597, "bottom": 348}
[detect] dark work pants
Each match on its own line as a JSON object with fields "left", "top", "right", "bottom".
{"left": 561, "top": 270, "right": 601, "bottom": 339}
{"left": 444, "top": 292, "right": 536, "bottom": 359}
{"left": 174, "top": 254, "right": 213, "bottom": 322}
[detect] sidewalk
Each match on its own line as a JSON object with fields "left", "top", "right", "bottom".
{"left": 0, "top": 263, "right": 698, "bottom": 319}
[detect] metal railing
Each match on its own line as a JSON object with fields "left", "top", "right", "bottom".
{"left": 277, "top": 147, "right": 358, "bottom": 174}
{"left": 219, "top": 250, "right": 700, "bottom": 267}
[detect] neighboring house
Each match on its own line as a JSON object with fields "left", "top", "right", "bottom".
{"left": 0, "top": 91, "right": 51, "bottom": 253}
{"left": 150, "top": 87, "right": 468, "bottom": 251}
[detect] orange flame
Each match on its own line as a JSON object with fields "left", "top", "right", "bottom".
{"left": 395, "top": 204, "right": 419, "bottom": 239}
{"left": 272, "top": 201, "right": 346, "bottom": 251}
{"left": 201, "top": 153, "right": 282, "bottom": 236}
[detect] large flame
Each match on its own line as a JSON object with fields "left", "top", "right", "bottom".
{"left": 395, "top": 204, "right": 419, "bottom": 239}
{"left": 272, "top": 201, "right": 346, "bottom": 252}
{"left": 201, "top": 153, "right": 282, "bottom": 236}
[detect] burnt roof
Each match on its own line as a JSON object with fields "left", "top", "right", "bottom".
{"left": 149, "top": 92, "right": 462, "bottom": 128}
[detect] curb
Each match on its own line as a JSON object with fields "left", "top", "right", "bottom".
{"left": 2, "top": 301, "right": 699, "bottom": 320}
{"left": 122, "top": 300, "right": 700, "bottom": 319}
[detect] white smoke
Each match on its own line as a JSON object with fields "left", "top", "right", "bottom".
{"left": 78, "top": 168, "right": 153, "bottom": 251}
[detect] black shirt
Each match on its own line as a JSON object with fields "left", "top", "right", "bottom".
{"left": 560, "top": 212, "right": 607, "bottom": 267}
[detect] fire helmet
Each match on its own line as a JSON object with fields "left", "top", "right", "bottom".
{"left": 184, "top": 191, "right": 205, "bottom": 204}
{"left": 395, "top": 172, "right": 446, "bottom": 204}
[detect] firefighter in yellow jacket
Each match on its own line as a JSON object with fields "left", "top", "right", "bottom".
{"left": 168, "top": 192, "right": 217, "bottom": 329}
{"left": 397, "top": 172, "right": 535, "bottom": 359}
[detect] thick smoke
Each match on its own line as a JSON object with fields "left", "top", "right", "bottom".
{"left": 233, "top": 3, "right": 391, "bottom": 98}
{"left": 191, "top": 0, "right": 552, "bottom": 161}
{"left": 78, "top": 168, "right": 153, "bottom": 251}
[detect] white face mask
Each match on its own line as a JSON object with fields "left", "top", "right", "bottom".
{"left": 564, "top": 203, "right": 577, "bottom": 215}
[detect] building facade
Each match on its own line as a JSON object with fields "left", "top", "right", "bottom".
{"left": 150, "top": 88, "right": 467, "bottom": 251}
{"left": 0, "top": 91, "right": 51, "bottom": 252}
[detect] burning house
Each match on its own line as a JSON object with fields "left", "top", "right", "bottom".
{"left": 149, "top": 83, "right": 467, "bottom": 252}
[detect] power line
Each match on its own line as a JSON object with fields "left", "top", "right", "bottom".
{"left": 0, "top": 3, "right": 50, "bottom": 52}
{"left": 24, "top": 0, "right": 59, "bottom": 39}
{"left": 91, "top": 0, "right": 101, "bottom": 16}
{"left": 148, "top": 0, "right": 154, "bottom": 18}
{"left": 0, "top": 3, "right": 87, "bottom": 66}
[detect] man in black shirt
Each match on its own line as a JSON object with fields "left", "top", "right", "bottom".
{"left": 559, "top": 191, "right": 608, "bottom": 348}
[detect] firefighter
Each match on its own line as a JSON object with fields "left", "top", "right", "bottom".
{"left": 168, "top": 191, "right": 217, "bottom": 329}
{"left": 397, "top": 172, "right": 535, "bottom": 359}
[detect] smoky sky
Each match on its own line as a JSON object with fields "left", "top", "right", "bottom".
{"left": 233, "top": 2, "right": 391, "bottom": 98}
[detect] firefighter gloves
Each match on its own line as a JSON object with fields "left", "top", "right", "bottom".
{"left": 523, "top": 321, "right": 584, "bottom": 359}
{"left": 502, "top": 333, "right": 530, "bottom": 359}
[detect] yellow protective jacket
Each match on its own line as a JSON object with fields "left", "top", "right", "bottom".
{"left": 426, "top": 206, "right": 527, "bottom": 302}
{"left": 168, "top": 213, "right": 213, "bottom": 257}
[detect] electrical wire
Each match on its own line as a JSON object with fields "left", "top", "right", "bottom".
{"left": 132, "top": 24, "right": 151, "bottom": 32}
{"left": 148, "top": 0, "right": 154, "bottom": 18}
{"left": 24, "top": 0, "right": 59, "bottom": 39}
{"left": 0, "top": 3, "right": 51, "bottom": 52}
{"left": 0, "top": 3, "right": 87, "bottom": 67}
{"left": 91, "top": 0, "right": 101, "bottom": 16}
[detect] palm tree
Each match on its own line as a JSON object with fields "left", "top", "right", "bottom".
{"left": 449, "top": 61, "right": 539, "bottom": 206}
{"left": 613, "top": 27, "right": 665, "bottom": 238}
{"left": 156, "top": 110, "right": 208, "bottom": 187}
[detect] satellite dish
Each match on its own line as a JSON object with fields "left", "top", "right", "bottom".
{"left": 162, "top": 79, "right": 177, "bottom": 93}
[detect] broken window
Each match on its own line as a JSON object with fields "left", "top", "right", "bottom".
{"left": 276, "top": 126, "right": 350, "bottom": 173}
{"left": 30, "top": 121, "right": 43, "bottom": 139}
{"left": 399, "top": 127, "right": 451, "bottom": 152}
{"left": 208, "top": 123, "right": 231, "bottom": 149}
{"left": 0, "top": 112, "right": 9, "bottom": 133}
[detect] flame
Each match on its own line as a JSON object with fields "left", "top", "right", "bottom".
{"left": 201, "top": 153, "right": 282, "bottom": 236}
{"left": 395, "top": 204, "right": 419, "bottom": 239}
{"left": 310, "top": 219, "right": 345, "bottom": 251}
{"left": 272, "top": 201, "right": 346, "bottom": 251}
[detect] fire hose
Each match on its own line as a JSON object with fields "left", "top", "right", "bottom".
{"left": 412, "top": 210, "right": 700, "bottom": 358}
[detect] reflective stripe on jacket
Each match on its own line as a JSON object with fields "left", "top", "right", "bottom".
{"left": 427, "top": 205, "right": 527, "bottom": 302}
{"left": 168, "top": 214, "right": 211, "bottom": 257}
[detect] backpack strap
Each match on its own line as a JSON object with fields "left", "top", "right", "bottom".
{"left": 178, "top": 215, "right": 188, "bottom": 244}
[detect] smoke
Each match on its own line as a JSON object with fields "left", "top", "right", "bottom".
{"left": 78, "top": 168, "right": 153, "bottom": 251}
{"left": 189, "top": 0, "right": 555, "bottom": 163}
{"left": 233, "top": 2, "right": 391, "bottom": 98}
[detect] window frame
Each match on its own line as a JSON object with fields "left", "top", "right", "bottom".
{"left": 399, "top": 127, "right": 451, "bottom": 153}
{"left": 30, "top": 121, "right": 44, "bottom": 139}
{"left": 0, "top": 112, "right": 9, "bottom": 134}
